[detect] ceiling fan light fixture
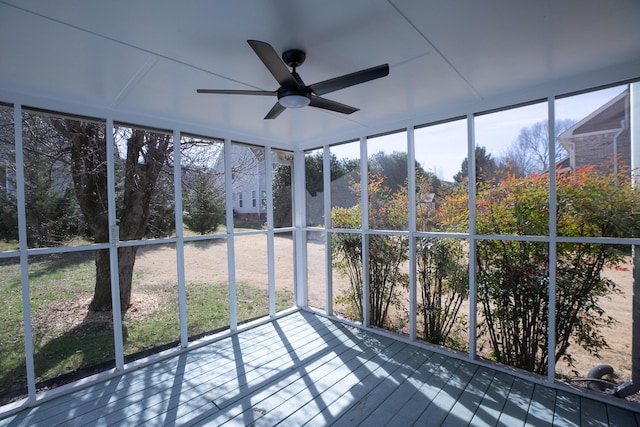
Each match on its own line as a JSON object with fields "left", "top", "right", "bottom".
{"left": 278, "top": 94, "right": 311, "bottom": 108}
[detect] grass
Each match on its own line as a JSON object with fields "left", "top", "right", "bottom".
{"left": 0, "top": 259, "right": 26, "bottom": 396}
{"left": 0, "top": 251, "right": 294, "bottom": 403}
{"left": 0, "top": 240, "right": 18, "bottom": 252}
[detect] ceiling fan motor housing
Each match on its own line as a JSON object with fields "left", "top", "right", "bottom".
{"left": 282, "top": 49, "right": 306, "bottom": 68}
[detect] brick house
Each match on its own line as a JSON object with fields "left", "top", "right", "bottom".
{"left": 557, "top": 86, "right": 633, "bottom": 173}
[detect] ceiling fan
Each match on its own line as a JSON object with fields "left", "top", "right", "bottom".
{"left": 197, "top": 40, "right": 389, "bottom": 119}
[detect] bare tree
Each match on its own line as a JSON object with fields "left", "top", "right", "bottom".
{"left": 501, "top": 119, "right": 575, "bottom": 176}
{"left": 12, "top": 114, "right": 260, "bottom": 313}
{"left": 56, "top": 121, "right": 174, "bottom": 311}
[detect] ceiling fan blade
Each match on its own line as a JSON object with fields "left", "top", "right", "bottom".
{"left": 309, "top": 96, "right": 359, "bottom": 114}
{"left": 264, "top": 102, "right": 286, "bottom": 120}
{"left": 247, "top": 40, "right": 298, "bottom": 87}
{"left": 197, "top": 89, "right": 275, "bottom": 96}
{"left": 309, "top": 64, "right": 389, "bottom": 96}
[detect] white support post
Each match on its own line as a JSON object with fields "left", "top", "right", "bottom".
{"left": 224, "top": 139, "right": 237, "bottom": 331}
{"left": 467, "top": 114, "right": 477, "bottom": 360}
{"left": 173, "top": 130, "right": 188, "bottom": 348}
{"left": 632, "top": 82, "right": 640, "bottom": 392}
{"left": 106, "top": 118, "right": 125, "bottom": 370}
{"left": 293, "top": 150, "right": 308, "bottom": 308}
{"left": 360, "top": 137, "right": 369, "bottom": 327}
{"left": 266, "top": 146, "right": 276, "bottom": 317}
{"left": 407, "top": 127, "right": 417, "bottom": 340}
{"left": 547, "top": 98, "right": 558, "bottom": 383}
{"left": 14, "top": 104, "right": 36, "bottom": 403}
{"left": 323, "top": 146, "right": 333, "bottom": 315}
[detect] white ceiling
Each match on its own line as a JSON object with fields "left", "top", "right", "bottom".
{"left": 1, "top": 0, "right": 639, "bottom": 150}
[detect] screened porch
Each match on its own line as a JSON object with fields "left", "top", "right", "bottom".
{"left": 1, "top": 1, "right": 640, "bottom": 425}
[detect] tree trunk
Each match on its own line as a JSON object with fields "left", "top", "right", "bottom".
{"left": 89, "top": 249, "right": 112, "bottom": 311}
{"left": 116, "top": 246, "right": 137, "bottom": 310}
{"left": 59, "top": 121, "right": 172, "bottom": 313}
{"left": 89, "top": 246, "right": 138, "bottom": 311}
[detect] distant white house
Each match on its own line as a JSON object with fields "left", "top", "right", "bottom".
{"left": 214, "top": 144, "right": 287, "bottom": 221}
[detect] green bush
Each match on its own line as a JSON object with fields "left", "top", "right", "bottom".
{"left": 441, "top": 165, "right": 637, "bottom": 374}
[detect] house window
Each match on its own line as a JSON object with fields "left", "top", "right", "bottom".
{"left": 261, "top": 190, "right": 267, "bottom": 210}
{"left": 252, "top": 190, "right": 257, "bottom": 207}
{"left": 238, "top": 192, "right": 243, "bottom": 208}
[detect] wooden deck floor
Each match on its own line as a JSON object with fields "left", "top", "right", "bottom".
{"left": 1, "top": 310, "right": 639, "bottom": 426}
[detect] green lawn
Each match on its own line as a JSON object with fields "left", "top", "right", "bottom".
{"left": 0, "top": 251, "right": 294, "bottom": 402}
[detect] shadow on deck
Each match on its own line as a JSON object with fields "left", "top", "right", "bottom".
{"left": 1, "top": 310, "right": 639, "bottom": 426}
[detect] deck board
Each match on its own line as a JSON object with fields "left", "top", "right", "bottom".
{"left": 525, "top": 383, "right": 557, "bottom": 426}
{"left": 497, "top": 376, "right": 536, "bottom": 427}
{"left": 353, "top": 351, "right": 447, "bottom": 426}
{"left": 412, "top": 358, "right": 479, "bottom": 425}
{"left": 279, "top": 340, "right": 411, "bottom": 425}
{"left": 331, "top": 347, "right": 438, "bottom": 426}
{"left": 10, "top": 314, "right": 314, "bottom": 426}
{"left": 299, "top": 342, "right": 423, "bottom": 426}
{"left": 0, "top": 310, "right": 639, "bottom": 426}
{"left": 382, "top": 355, "right": 464, "bottom": 426}
{"left": 607, "top": 404, "right": 639, "bottom": 427}
{"left": 210, "top": 331, "right": 380, "bottom": 426}
{"left": 108, "top": 314, "right": 349, "bottom": 426}
{"left": 191, "top": 318, "right": 398, "bottom": 426}
{"left": 440, "top": 366, "right": 496, "bottom": 426}
{"left": 468, "top": 370, "right": 515, "bottom": 426}
{"left": 580, "top": 398, "right": 609, "bottom": 427}
{"left": 553, "top": 389, "right": 581, "bottom": 427}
